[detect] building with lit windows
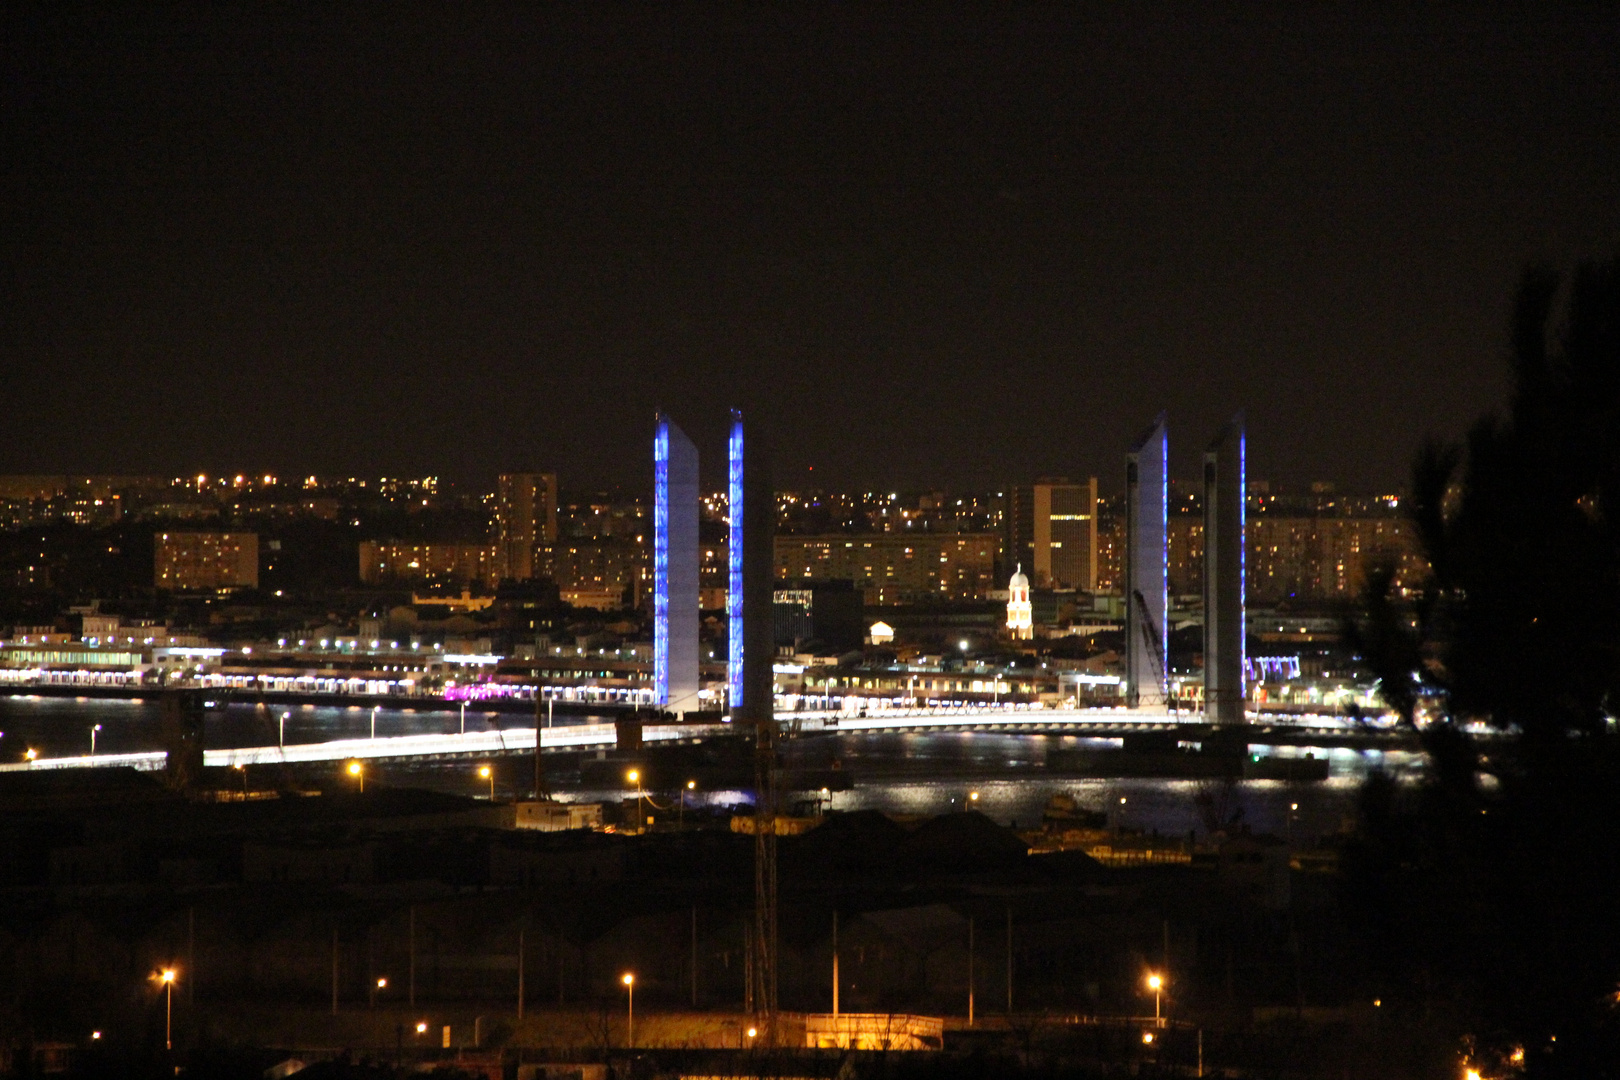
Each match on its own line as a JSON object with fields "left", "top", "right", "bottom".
{"left": 358, "top": 541, "right": 498, "bottom": 588}
{"left": 1034, "top": 477, "right": 1099, "bottom": 590}
{"left": 155, "top": 531, "right": 259, "bottom": 591}
{"left": 774, "top": 533, "right": 998, "bottom": 605}
{"left": 495, "top": 472, "right": 558, "bottom": 580}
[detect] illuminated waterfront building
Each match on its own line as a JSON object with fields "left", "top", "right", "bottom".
{"left": 653, "top": 414, "right": 701, "bottom": 713}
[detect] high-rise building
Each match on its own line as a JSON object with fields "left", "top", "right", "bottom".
{"left": 1004, "top": 485, "right": 1035, "bottom": 581}
{"left": 1032, "top": 477, "right": 1099, "bottom": 590}
{"left": 155, "top": 532, "right": 259, "bottom": 591}
{"left": 1203, "top": 418, "right": 1246, "bottom": 725}
{"left": 1125, "top": 416, "right": 1168, "bottom": 708}
{"left": 495, "top": 472, "right": 558, "bottom": 581}
{"left": 654, "top": 415, "right": 701, "bottom": 713}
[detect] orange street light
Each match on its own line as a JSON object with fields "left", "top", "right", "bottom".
{"left": 159, "top": 968, "right": 177, "bottom": 1049}
{"left": 479, "top": 764, "right": 494, "bottom": 799}
{"left": 1145, "top": 972, "right": 1163, "bottom": 1025}
{"left": 347, "top": 760, "right": 364, "bottom": 792}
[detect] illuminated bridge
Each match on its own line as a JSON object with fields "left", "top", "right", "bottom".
{"left": 0, "top": 705, "right": 1433, "bottom": 774}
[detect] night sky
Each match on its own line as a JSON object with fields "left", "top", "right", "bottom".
{"left": 4, "top": 4, "right": 1617, "bottom": 493}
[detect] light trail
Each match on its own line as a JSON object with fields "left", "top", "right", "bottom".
{"left": 0, "top": 722, "right": 730, "bottom": 773}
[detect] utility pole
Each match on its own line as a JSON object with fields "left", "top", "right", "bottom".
{"left": 831, "top": 910, "right": 839, "bottom": 1016}
{"left": 533, "top": 691, "right": 545, "bottom": 799}
{"left": 751, "top": 710, "right": 778, "bottom": 1041}
{"left": 408, "top": 907, "right": 416, "bottom": 1007}
{"left": 1006, "top": 906, "right": 1013, "bottom": 1015}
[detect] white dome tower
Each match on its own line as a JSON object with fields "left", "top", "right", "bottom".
{"left": 1006, "top": 563, "right": 1033, "bottom": 640}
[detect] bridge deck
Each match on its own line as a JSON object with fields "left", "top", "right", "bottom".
{"left": 0, "top": 707, "right": 1427, "bottom": 773}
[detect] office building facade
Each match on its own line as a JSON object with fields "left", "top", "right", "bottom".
{"left": 1033, "top": 477, "right": 1099, "bottom": 590}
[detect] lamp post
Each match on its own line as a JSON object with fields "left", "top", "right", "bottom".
{"left": 460, "top": 701, "right": 466, "bottom": 735}
{"left": 160, "top": 968, "right": 176, "bottom": 1050}
{"left": 280, "top": 711, "right": 289, "bottom": 749}
{"left": 348, "top": 760, "right": 364, "bottom": 793}
{"left": 1147, "top": 972, "right": 1163, "bottom": 1026}
{"left": 681, "top": 779, "right": 695, "bottom": 830}
{"left": 371, "top": 705, "right": 379, "bottom": 740}
{"left": 622, "top": 973, "right": 634, "bottom": 1048}
{"left": 372, "top": 976, "right": 387, "bottom": 1009}
{"left": 90, "top": 723, "right": 101, "bottom": 756}
{"left": 627, "top": 769, "right": 643, "bottom": 832}
{"left": 479, "top": 764, "right": 494, "bottom": 800}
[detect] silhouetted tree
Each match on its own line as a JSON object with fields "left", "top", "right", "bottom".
{"left": 1346, "top": 258, "right": 1620, "bottom": 1078}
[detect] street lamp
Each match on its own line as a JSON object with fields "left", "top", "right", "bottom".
{"left": 622, "top": 973, "right": 634, "bottom": 1047}
{"left": 479, "top": 764, "right": 494, "bottom": 800}
{"left": 159, "top": 968, "right": 177, "bottom": 1050}
{"left": 372, "top": 976, "right": 387, "bottom": 1008}
{"left": 348, "top": 760, "right": 364, "bottom": 793}
{"left": 681, "top": 780, "right": 696, "bottom": 830}
{"left": 371, "top": 705, "right": 379, "bottom": 740}
{"left": 627, "top": 769, "right": 644, "bottom": 831}
{"left": 280, "top": 711, "right": 289, "bottom": 749}
{"left": 90, "top": 723, "right": 102, "bottom": 756}
{"left": 1146, "top": 972, "right": 1163, "bottom": 1026}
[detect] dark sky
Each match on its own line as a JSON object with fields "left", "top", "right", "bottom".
{"left": 4, "top": 4, "right": 1618, "bottom": 494}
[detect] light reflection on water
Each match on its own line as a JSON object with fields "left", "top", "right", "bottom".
{"left": 0, "top": 698, "right": 1422, "bottom": 843}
